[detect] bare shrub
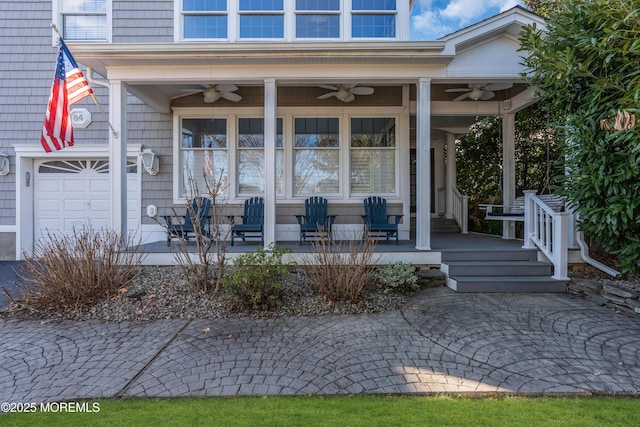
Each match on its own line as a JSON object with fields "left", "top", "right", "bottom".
{"left": 14, "top": 226, "right": 146, "bottom": 309}
{"left": 301, "top": 233, "right": 379, "bottom": 303}
{"left": 168, "top": 170, "right": 229, "bottom": 293}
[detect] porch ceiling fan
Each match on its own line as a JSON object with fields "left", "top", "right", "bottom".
{"left": 317, "top": 84, "right": 374, "bottom": 103}
{"left": 178, "top": 84, "right": 242, "bottom": 103}
{"left": 445, "top": 83, "right": 513, "bottom": 102}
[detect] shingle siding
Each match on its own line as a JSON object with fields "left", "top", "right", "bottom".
{"left": 126, "top": 98, "right": 173, "bottom": 224}
{"left": 0, "top": 1, "right": 53, "bottom": 226}
{"left": 0, "top": 1, "right": 178, "bottom": 229}
{"left": 113, "top": 0, "right": 174, "bottom": 43}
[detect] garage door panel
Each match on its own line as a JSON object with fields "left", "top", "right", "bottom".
{"left": 37, "top": 219, "right": 62, "bottom": 234}
{"left": 64, "top": 218, "right": 88, "bottom": 231}
{"left": 35, "top": 159, "right": 140, "bottom": 243}
{"left": 89, "top": 219, "right": 110, "bottom": 230}
{"left": 89, "top": 199, "right": 110, "bottom": 213}
{"left": 38, "top": 199, "right": 62, "bottom": 213}
{"left": 89, "top": 179, "right": 110, "bottom": 193}
{"left": 63, "top": 179, "right": 88, "bottom": 192}
{"left": 63, "top": 199, "right": 88, "bottom": 212}
{"left": 37, "top": 180, "right": 61, "bottom": 192}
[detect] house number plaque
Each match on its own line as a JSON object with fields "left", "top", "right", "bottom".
{"left": 70, "top": 108, "right": 92, "bottom": 128}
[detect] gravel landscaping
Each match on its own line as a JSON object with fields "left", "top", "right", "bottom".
{"left": 0, "top": 266, "right": 408, "bottom": 322}
{"left": 2, "top": 263, "right": 638, "bottom": 322}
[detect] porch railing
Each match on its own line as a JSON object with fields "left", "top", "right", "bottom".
{"left": 451, "top": 186, "right": 469, "bottom": 234}
{"left": 522, "top": 190, "right": 569, "bottom": 280}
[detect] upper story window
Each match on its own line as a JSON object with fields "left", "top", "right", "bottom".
{"left": 295, "top": 0, "right": 340, "bottom": 39}
{"left": 351, "top": 0, "right": 397, "bottom": 39}
{"left": 60, "top": 0, "right": 107, "bottom": 40}
{"left": 183, "top": 0, "right": 228, "bottom": 39}
{"left": 178, "top": 0, "right": 403, "bottom": 41}
{"left": 239, "top": 0, "right": 284, "bottom": 39}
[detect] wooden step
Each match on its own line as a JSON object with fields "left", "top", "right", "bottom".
{"left": 446, "top": 275, "right": 567, "bottom": 293}
{"left": 441, "top": 250, "right": 538, "bottom": 262}
{"left": 442, "top": 260, "right": 552, "bottom": 277}
{"left": 440, "top": 248, "right": 566, "bottom": 293}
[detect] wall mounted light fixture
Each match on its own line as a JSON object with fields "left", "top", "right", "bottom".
{"left": 140, "top": 149, "right": 160, "bottom": 175}
{"left": 0, "top": 153, "right": 9, "bottom": 176}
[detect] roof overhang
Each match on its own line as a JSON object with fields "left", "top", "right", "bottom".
{"left": 439, "top": 6, "right": 546, "bottom": 55}
{"left": 70, "top": 41, "right": 450, "bottom": 77}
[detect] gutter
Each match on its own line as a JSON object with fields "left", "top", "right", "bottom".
{"left": 576, "top": 231, "right": 620, "bottom": 278}
{"left": 86, "top": 67, "right": 109, "bottom": 88}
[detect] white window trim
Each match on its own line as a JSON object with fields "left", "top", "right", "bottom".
{"left": 53, "top": 0, "right": 112, "bottom": 44}
{"left": 173, "top": 106, "right": 405, "bottom": 204}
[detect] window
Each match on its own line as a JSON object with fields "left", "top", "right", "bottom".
{"left": 180, "top": 118, "right": 228, "bottom": 196}
{"left": 350, "top": 118, "right": 396, "bottom": 193}
{"left": 183, "top": 0, "right": 228, "bottom": 39}
{"left": 237, "top": 118, "right": 284, "bottom": 195}
{"left": 60, "top": 0, "right": 107, "bottom": 40}
{"left": 351, "top": 0, "right": 396, "bottom": 38}
{"left": 294, "top": 118, "right": 340, "bottom": 195}
{"left": 295, "top": 0, "right": 340, "bottom": 39}
{"left": 239, "top": 0, "right": 284, "bottom": 39}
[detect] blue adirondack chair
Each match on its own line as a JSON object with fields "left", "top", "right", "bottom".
{"left": 362, "top": 196, "right": 403, "bottom": 244}
{"left": 295, "top": 196, "right": 337, "bottom": 244}
{"left": 165, "top": 197, "right": 212, "bottom": 246}
{"left": 227, "top": 197, "right": 264, "bottom": 246}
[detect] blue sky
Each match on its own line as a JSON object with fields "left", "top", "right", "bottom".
{"left": 410, "top": 0, "right": 525, "bottom": 40}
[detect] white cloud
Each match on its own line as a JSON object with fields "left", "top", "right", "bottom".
{"left": 440, "top": 0, "right": 490, "bottom": 25}
{"left": 411, "top": 10, "right": 453, "bottom": 40}
{"left": 499, "top": 0, "right": 522, "bottom": 13}
{"left": 410, "top": 0, "right": 524, "bottom": 40}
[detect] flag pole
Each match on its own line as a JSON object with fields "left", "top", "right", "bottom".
{"left": 50, "top": 24, "right": 119, "bottom": 139}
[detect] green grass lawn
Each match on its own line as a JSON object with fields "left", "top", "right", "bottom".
{"left": 2, "top": 395, "right": 639, "bottom": 426}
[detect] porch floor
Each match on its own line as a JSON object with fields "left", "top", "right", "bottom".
{"left": 138, "top": 232, "right": 527, "bottom": 266}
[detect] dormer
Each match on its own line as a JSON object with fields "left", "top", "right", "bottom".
{"left": 177, "top": 0, "right": 411, "bottom": 42}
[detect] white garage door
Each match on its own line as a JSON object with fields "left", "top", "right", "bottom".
{"left": 34, "top": 159, "right": 140, "bottom": 242}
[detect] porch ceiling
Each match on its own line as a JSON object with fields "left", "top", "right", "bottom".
{"left": 72, "top": 41, "right": 536, "bottom": 134}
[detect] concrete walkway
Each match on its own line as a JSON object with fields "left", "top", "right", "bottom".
{"left": 2, "top": 288, "right": 640, "bottom": 404}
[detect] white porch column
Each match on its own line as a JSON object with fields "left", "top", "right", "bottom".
{"left": 445, "top": 132, "right": 456, "bottom": 219}
{"left": 502, "top": 113, "right": 516, "bottom": 239}
{"left": 263, "top": 78, "right": 277, "bottom": 249}
{"left": 415, "top": 78, "right": 431, "bottom": 250}
{"left": 109, "top": 80, "right": 127, "bottom": 240}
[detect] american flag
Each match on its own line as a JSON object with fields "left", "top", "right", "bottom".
{"left": 41, "top": 38, "right": 94, "bottom": 152}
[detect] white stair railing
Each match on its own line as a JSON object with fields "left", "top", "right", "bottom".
{"left": 451, "top": 186, "right": 469, "bottom": 234}
{"left": 522, "top": 190, "right": 569, "bottom": 280}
